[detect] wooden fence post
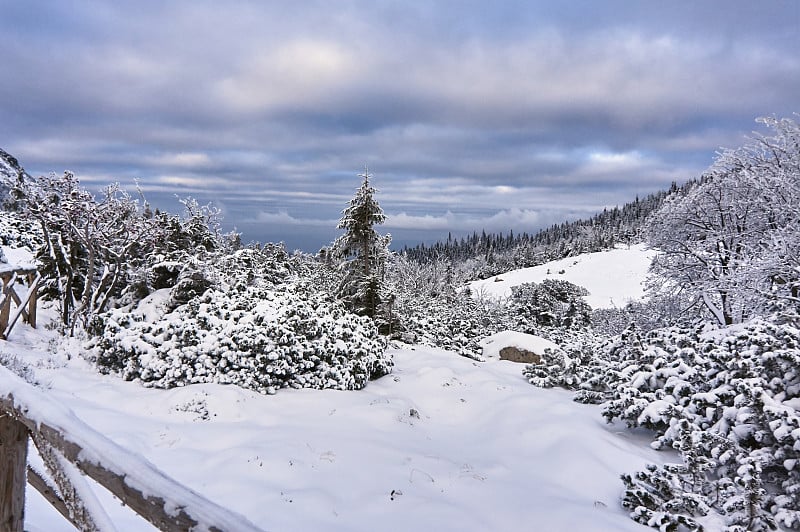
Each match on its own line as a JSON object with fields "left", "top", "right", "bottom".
{"left": 0, "top": 274, "right": 11, "bottom": 336}
{"left": 0, "top": 413, "right": 28, "bottom": 532}
{"left": 26, "top": 272, "right": 38, "bottom": 329}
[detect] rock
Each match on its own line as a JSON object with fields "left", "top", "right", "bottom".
{"left": 480, "top": 330, "right": 559, "bottom": 363}
{"left": 499, "top": 346, "right": 541, "bottom": 364}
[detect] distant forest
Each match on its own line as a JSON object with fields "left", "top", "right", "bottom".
{"left": 402, "top": 180, "right": 695, "bottom": 279}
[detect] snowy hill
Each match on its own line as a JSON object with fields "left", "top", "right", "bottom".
{"left": 469, "top": 243, "right": 657, "bottom": 309}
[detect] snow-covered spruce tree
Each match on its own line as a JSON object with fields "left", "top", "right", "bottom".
{"left": 332, "top": 168, "right": 392, "bottom": 319}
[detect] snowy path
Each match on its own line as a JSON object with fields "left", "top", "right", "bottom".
{"left": 16, "top": 337, "right": 665, "bottom": 531}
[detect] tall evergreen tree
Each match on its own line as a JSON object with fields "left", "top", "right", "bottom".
{"left": 333, "top": 168, "right": 391, "bottom": 318}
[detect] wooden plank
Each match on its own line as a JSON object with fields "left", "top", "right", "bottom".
{"left": 0, "top": 413, "right": 28, "bottom": 532}
{"left": 7, "top": 285, "right": 20, "bottom": 307}
{"left": 4, "top": 277, "right": 40, "bottom": 339}
{"left": 0, "top": 273, "right": 16, "bottom": 338}
{"left": 31, "top": 434, "right": 110, "bottom": 532}
{"left": 33, "top": 422, "right": 199, "bottom": 531}
{"left": 0, "top": 268, "right": 36, "bottom": 282}
{"left": 26, "top": 273, "right": 39, "bottom": 328}
{"left": 27, "top": 466, "right": 74, "bottom": 529}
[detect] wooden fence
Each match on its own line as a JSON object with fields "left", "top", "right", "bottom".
{"left": 0, "top": 367, "right": 264, "bottom": 531}
{"left": 0, "top": 266, "right": 40, "bottom": 340}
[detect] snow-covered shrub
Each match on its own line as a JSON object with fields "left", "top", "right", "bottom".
{"left": 0, "top": 352, "right": 38, "bottom": 385}
{"left": 592, "top": 292, "right": 696, "bottom": 336}
{"left": 522, "top": 331, "right": 614, "bottom": 403}
{"left": 0, "top": 209, "right": 43, "bottom": 252}
{"left": 92, "top": 280, "right": 391, "bottom": 393}
{"left": 522, "top": 325, "right": 669, "bottom": 405}
{"left": 92, "top": 246, "right": 391, "bottom": 394}
{"left": 621, "top": 463, "right": 707, "bottom": 532}
{"left": 167, "top": 265, "right": 214, "bottom": 310}
{"left": 391, "top": 289, "right": 512, "bottom": 360}
{"left": 623, "top": 429, "right": 780, "bottom": 532}
{"left": 509, "top": 279, "right": 591, "bottom": 330}
{"left": 523, "top": 317, "right": 800, "bottom": 528}
{"left": 599, "top": 320, "right": 800, "bottom": 529}
{"left": 622, "top": 418, "right": 737, "bottom": 531}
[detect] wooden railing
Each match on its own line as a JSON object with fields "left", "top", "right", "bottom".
{"left": 0, "top": 367, "right": 264, "bottom": 532}
{"left": 0, "top": 266, "right": 40, "bottom": 340}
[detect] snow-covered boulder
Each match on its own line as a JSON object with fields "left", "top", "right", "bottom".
{"left": 480, "top": 330, "right": 559, "bottom": 363}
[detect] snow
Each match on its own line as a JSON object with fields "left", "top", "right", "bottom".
{"left": 480, "top": 330, "right": 560, "bottom": 360}
{"left": 1, "top": 245, "right": 36, "bottom": 269}
{"left": 1, "top": 309, "right": 669, "bottom": 531}
{"left": 0, "top": 150, "right": 18, "bottom": 178}
{"left": 469, "top": 243, "right": 657, "bottom": 309}
{"left": 129, "top": 288, "right": 172, "bottom": 324}
{"left": 0, "top": 365, "right": 261, "bottom": 531}
{"left": 0, "top": 242, "right": 677, "bottom": 531}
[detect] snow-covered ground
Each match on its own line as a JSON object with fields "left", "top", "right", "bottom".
{"left": 14, "top": 335, "right": 665, "bottom": 531}
{"left": 469, "top": 244, "right": 657, "bottom": 309}
{"left": 1, "top": 244, "right": 667, "bottom": 531}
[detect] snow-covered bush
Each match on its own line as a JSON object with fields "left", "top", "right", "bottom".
{"left": 0, "top": 209, "right": 43, "bottom": 252}
{"left": 601, "top": 320, "right": 800, "bottom": 529}
{"left": 90, "top": 243, "right": 391, "bottom": 394}
{"left": 525, "top": 318, "right": 800, "bottom": 528}
{"left": 391, "top": 290, "right": 510, "bottom": 360}
{"left": 591, "top": 291, "right": 697, "bottom": 336}
{"left": 621, "top": 463, "right": 707, "bottom": 532}
{"left": 509, "top": 279, "right": 591, "bottom": 330}
{"left": 93, "top": 280, "right": 391, "bottom": 393}
{"left": 622, "top": 420, "right": 779, "bottom": 531}
{"left": 522, "top": 331, "right": 613, "bottom": 403}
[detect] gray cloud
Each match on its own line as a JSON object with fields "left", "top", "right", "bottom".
{"left": 1, "top": 1, "right": 798, "bottom": 250}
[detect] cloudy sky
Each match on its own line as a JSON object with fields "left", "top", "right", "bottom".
{"left": 1, "top": 1, "right": 798, "bottom": 251}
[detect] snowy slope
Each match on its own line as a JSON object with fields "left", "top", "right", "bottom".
{"left": 0, "top": 148, "right": 26, "bottom": 180}
{"left": 469, "top": 243, "right": 657, "bottom": 309}
{"left": 3, "top": 318, "right": 668, "bottom": 531}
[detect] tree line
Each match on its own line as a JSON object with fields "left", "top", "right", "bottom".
{"left": 401, "top": 182, "right": 692, "bottom": 281}
{"left": 3, "top": 115, "right": 796, "bottom": 337}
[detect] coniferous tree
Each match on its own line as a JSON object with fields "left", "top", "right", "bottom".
{"left": 333, "top": 168, "right": 392, "bottom": 318}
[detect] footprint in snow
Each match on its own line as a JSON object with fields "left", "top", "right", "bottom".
{"left": 319, "top": 451, "right": 336, "bottom": 463}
